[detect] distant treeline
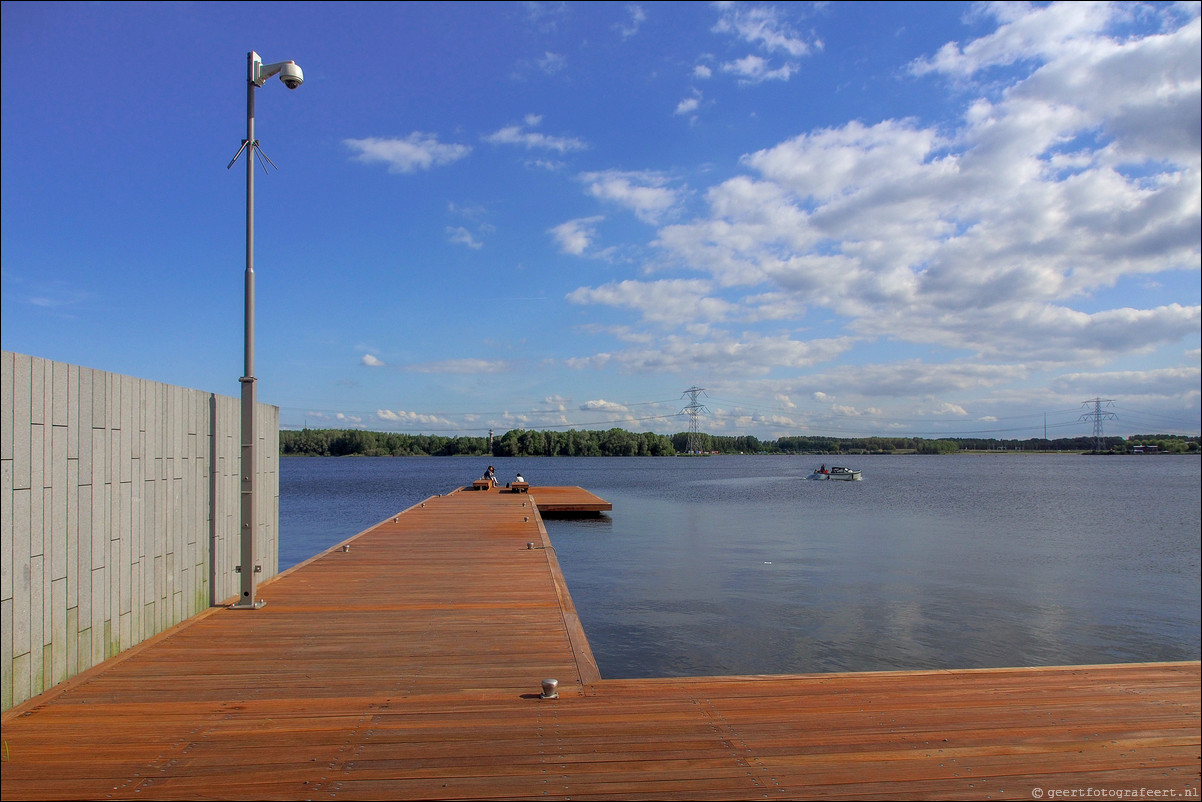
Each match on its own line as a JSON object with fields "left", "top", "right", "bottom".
{"left": 279, "top": 428, "right": 1200, "bottom": 457}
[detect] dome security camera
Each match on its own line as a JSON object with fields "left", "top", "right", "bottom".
{"left": 278, "top": 62, "right": 303, "bottom": 90}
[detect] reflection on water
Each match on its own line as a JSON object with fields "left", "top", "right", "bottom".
{"left": 280, "top": 454, "right": 1201, "bottom": 678}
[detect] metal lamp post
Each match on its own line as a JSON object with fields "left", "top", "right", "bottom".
{"left": 228, "top": 51, "right": 303, "bottom": 609}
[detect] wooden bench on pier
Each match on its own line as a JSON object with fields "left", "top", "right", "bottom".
{"left": 510, "top": 481, "right": 529, "bottom": 493}
{"left": 472, "top": 478, "right": 493, "bottom": 490}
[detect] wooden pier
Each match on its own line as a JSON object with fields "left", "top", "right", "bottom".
{"left": 2, "top": 486, "right": 1198, "bottom": 800}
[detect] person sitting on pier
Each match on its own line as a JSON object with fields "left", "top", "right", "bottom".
{"left": 515, "top": 472, "right": 525, "bottom": 484}
{"left": 483, "top": 466, "right": 499, "bottom": 486}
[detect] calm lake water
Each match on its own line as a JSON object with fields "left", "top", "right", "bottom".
{"left": 279, "top": 455, "right": 1201, "bottom": 678}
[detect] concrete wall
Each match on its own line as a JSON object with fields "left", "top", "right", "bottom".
{"left": 1, "top": 351, "right": 279, "bottom": 712}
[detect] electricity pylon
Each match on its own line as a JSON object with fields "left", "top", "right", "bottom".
{"left": 1079, "top": 398, "right": 1117, "bottom": 452}
{"left": 680, "top": 387, "right": 709, "bottom": 454}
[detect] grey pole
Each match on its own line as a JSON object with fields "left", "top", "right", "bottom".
{"left": 226, "top": 51, "right": 300, "bottom": 607}
{"left": 234, "top": 50, "right": 263, "bottom": 609}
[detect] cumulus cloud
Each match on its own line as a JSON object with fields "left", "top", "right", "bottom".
{"left": 803, "top": 362, "right": 1028, "bottom": 400}
{"left": 618, "top": 5, "right": 1200, "bottom": 372}
{"left": 913, "top": 5, "right": 1202, "bottom": 168}
{"left": 909, "top": 1, "right": 1114, "bottom": 79}
{"left": 567, "top": 278, "right": 735, "bottom": 326}
{"left": 361, "top": 354, "right": 386, "bottom": 367}
{"left": 566, "top": 332, "right": 855, "bottom": 377}
{"left": 1051, "top": 366, "right": 1202, "bottom": 397}
{"left": 579, "top": 169, "right": 682, "bottom": 224}
{"left": 675, "top": 93, "right": 702, "bottom": 116}
{"left": 376, "top": 409, "right": 456, "bottom": 428}
{"left": 921, "top": 402, "right": 970, "bottom": 417}
{"left": 549, "top": 216, "right": 605, "bottom": 255}
{"left": 345, "top": 134, "right": 471, "bottom": 173}
{"left": 580, "top": 399, "right": 629, "bottom": 412}
{"left": 552, "top": 4, "right": 1199, "bottom": 430}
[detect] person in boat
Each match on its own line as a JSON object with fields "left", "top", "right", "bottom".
{"left": 819, "top": 464, "right": 828, "bottom": 474}
{"left": 483, "top": 466, "right": 499, "bottom": 486}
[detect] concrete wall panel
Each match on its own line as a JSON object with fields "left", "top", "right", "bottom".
{"left": 1, "top": 352, "right": 278, "bottom": 711}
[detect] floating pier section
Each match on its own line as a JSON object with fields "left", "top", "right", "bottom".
{"left": 2, "top": 484, "right": 1198, "bottom": 800}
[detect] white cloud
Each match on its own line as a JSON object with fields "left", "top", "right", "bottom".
{"left": 800, "top": 362, "right": 1028, "bottom": 400}
{"left": 910, "top": 1, "right": 1114, "bottom": 78}
{"left": 913, "top": 4, "right": 1201, "bottom": 168}
{"left": 484, "top": 118, "right": 587, "bottom": 153}
{"left": 352, "top": 4, "right": 1198, "bottom": 430}
{"left": 361, "top": 354, "right": 386, "bottom": 367}
{"left": 376, "top": 409, "right": 456, "bottom": 428}
{"left": 1051, "top": 366, "right": 1202, "bottom": 397}
{"left": 579, "top": 169, "right": 682, "bottom": 223}
{"left": 921, "top": 402, "right": 970, "bottom": 417}
{"left": 617, "top": 5, "right": 646, "bottom": 39}
{"left": 530, "top": 158, "right": 568, "bottom": 171}
{"left": 628, "top": 5, "right": 1200, "bottom": 372}
{"left": 712, "top": 4, "right": 817, "bottom": 57}
{"left": 720, "top": 54, "right": 799, "bottom": 84}
{"left": 549, "top": 216, "right": 605, "bottom": 255}
{"left": 567, "top": 278, "right": 734, "bottom": 326}
{"left": 580, "top": 399, "right": 629, "bottom": 412}
{"left": 710, "top": 3, "right": 818, "bottom": 85}
{"left": 831, "top": 403, "right": 873, "bottom": 417}
{"left": 675, "top": 94, "right": 702, "bottom": 116}
{"left": 447, "top": 226, "right": 483, "bottom": 249}
{"left": 567, "top": 332, "right": 855, "bottom": 377}
{"left": 344, "top": 134, "right": 471, "bottom": 173}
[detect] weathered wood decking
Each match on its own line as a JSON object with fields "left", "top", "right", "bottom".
{"left": 2, "top": 486, "right": 1198, "bottom": 800}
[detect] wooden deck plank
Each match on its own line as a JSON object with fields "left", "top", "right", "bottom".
{"left": 2, "top": 487, "right": 1197, "bottom": 801}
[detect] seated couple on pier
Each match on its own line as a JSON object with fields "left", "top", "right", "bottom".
{"left": 473, "top": 466, "right": 528, "bottom": 492}
{"left": 472, "top": 466, "right": 500, "bottom": 490}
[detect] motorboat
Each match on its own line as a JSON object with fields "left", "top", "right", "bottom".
{"left": 808, "top": 466, "right": 862, "bottom": 481}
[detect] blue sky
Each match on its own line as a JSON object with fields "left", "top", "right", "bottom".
{"left": 3, "top": 1, "right": 1199, "bottom": 440}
